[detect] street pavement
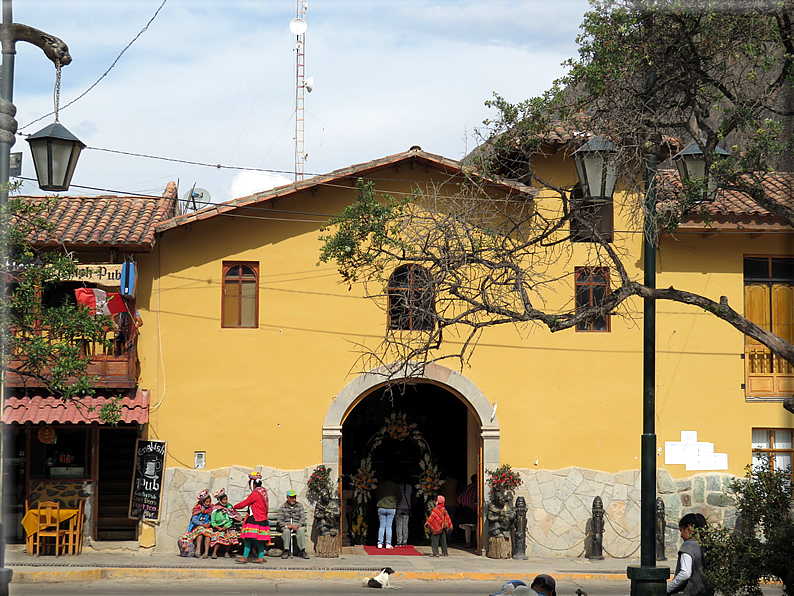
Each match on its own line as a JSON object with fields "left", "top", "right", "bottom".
{"left": 4, "top": 544, "right": 785, "bottom": 595}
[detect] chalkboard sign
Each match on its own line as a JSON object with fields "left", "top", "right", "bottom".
{"left": 129, "top": 439, "right": 167, "bottom": 521}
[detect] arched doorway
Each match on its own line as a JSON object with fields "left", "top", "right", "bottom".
{"left": 322, "top": 363, "right": 499, "bottom": 552}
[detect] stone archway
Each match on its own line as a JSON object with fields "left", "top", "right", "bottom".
{"left": 322, "top": 362, "right": 500, "bottom": 481}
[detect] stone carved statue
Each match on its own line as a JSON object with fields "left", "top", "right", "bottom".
{"left": 486, "top": 491, "right": 515, "bottom": 559}
{"left": 313, "top": 488, "right": 340, "bottom": 536}
{"left": 590, "top": 495, "right": 604, "bottom": 560}
{"left": 655, "top": 497, "right": 666, "bottom": 561}
{"left": 313, "top": 487, "right": 341, "bottom": 558}
{"left": 512, "top": 496, "right": 528, "bottom": 560}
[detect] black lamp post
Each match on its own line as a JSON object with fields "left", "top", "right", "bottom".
{"left": 573, "top": 137, "right": 670, "bottom": 596}
{"left": 26, "top": 121, "right": 85, "bottom": 192}
{"left": 0, "top": 1, "right": 76, "bottom": 593}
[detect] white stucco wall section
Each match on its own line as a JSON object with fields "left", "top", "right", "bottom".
{"left": 322, "top": 362, "right": 500, "bottom": 477}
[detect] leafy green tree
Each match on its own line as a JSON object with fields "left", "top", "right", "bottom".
{"left": 698, "top": 458, "right": 793, "bottom": 596}
{"left": 320, "top": 0, "right": 794, "bottom": 380}
{"left": 1, "top": 195, "right": 121, "bottom": 424}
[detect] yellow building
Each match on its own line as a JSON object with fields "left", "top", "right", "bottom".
{"left": 136, "top": 146, "right": 792, "bottom": 556}
{"left": 5, "top": 146, "right": 791, "bottom": 557}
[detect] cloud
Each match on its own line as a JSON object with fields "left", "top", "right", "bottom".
{"left": 226, "top": 170, "right": 292, "bottom": 202}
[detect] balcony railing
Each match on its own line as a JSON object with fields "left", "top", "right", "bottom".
{"left": 6, "top": 323, "right": 138, "bottom": 389}
{"left": 746, "top": 345, "right": 794, "bottom": 397}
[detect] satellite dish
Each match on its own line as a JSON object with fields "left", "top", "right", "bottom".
{"left": 304, "top": 77, "right": 314, "bottom": 93}
{"left": 295, "top": 40, "right": 304, "bottom": 50}
{"left": 183, "top": 186, "right": 211, "bottom": 210}
{"left": 289, "top": 18, "right": 307, "bottom": 35}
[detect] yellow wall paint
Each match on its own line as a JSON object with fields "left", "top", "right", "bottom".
{"left": 135, "top": 161, "right": 794, "bottom": 478}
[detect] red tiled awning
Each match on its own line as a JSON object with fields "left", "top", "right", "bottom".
{"left": 1, "top": 389, "right": 150, "bottom": 424}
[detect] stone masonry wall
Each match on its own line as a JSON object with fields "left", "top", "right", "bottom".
{"left": 152, "top": 464, "right": 737, "bottom": 558}
{"left": 508, "top": 467, "right": 737, "bottom": 559}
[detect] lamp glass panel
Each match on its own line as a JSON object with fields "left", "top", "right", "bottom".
{"left": 48, "top": 138, "right": 75, "bottom": 188}
{"left": 29, "top": 140, "right": 50, "bottom": 188}
{"left": 683, "top": 155, "right": 706, "bottom": 180}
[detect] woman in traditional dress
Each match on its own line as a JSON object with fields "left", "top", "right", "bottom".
{"left": 233, "top": 471, "right": 271, "bottom": 564}
{"left": 210, "top": 487, "right": 240, "bottom": 559}
{"left": 425, "top": 495, "right": 453, "bottom": 557}
{"left": 182, "top": 490, "right": 213, "bottom": 558}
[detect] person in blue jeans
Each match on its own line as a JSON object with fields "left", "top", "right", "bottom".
{"left": 375, "top": 475, "right": 402, "bottom": 548}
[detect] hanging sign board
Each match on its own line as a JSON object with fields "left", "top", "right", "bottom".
{"left": 65, "top": 264, "right": 123, "bottom": 286}
{"left": 129, "top": 439, "right": 167, "bottom": 522}
{"left": 120, "top": 261, "right": 137, "bottom": 299}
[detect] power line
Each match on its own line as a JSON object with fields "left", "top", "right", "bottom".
{"left": 19, "top": 0, "right": 169, "bottom": 131}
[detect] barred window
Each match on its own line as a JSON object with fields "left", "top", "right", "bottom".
{"left": 388, "top": 265, "right": 434, "bottom": 331}
{"left": 575, "top": 267, "right": 610, "bottom": 332}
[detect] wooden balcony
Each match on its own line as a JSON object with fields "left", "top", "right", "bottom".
{"left": 6, "top": 327, "right": 138, "bottom": 390}
{"left": 746, "top": 345, "right": 794, "bottom": 397}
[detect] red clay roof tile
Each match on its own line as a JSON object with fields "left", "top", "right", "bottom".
{"left": 1, "top": 390, "right": 150, "bottom": 424}
{"left": 14, "top": 195, "right": 177, "bottom": 250}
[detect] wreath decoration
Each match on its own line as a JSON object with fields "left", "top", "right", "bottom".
{"left": 348, "top": 412, "right": 443, "bottom": 545}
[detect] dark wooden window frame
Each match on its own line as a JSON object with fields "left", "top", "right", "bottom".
{"left": 570, "top": 184, "right": 614, "bottom": 243}
{"left": 387, "top": 264, "right": 435, "bottom": 331}
{"left": 575, "top": 267, "right": 611, "bottom": 332}
{"left": 221, "top": 261, "right": 259, "bottom": 329}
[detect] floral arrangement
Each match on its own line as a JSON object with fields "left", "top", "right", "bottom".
{"left": 351, "top": 455, "right": 378, "bottom": 504}
{"left": 486, "top": 463, "right": 523, "bottom": 495}
{"left": 307, "top": 465, "right": 333, "bottom": 500}
{"left": 385, "top": 412, "right": 415, "bottom": 440}
{"left": 415, "top": 453, "right": 444, "bottom": 504}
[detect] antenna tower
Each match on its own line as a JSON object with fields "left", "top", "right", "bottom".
{"left": 293, "top": 1, "right": 308, "bottom": 181}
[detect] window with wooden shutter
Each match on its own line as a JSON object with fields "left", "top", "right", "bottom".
{"left": 744, "top": 257, "right": 794, "bottom": 396}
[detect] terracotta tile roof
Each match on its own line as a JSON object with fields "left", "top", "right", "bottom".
{"left": 658, "top": 170, "right": 794, "bottom": 226}
{"left": 16, "top": 195, "right": 177, "bottom": 250}
{"left": 156, "top": 148, "right": 535, "bottom": 233}
{"left": 1, "top": 389, "right": 150, "bottom": 425}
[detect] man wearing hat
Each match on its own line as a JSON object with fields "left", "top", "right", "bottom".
{"left": 277, "top": 489, "right": 309, "bottom": 559}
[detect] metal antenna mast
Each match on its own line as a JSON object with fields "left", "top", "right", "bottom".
{"left": 292, "top": 1, "right": 308, "bottom": 181}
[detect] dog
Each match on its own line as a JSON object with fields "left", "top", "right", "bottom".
{"left": 363, "top": 567, "right": 401, "bottom": 589}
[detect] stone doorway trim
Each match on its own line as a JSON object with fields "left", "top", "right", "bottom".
{"left": 322, "top": 362, "right": 500, "bottom": 478}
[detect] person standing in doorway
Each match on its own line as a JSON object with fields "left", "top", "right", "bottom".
{"left": 425, "top": 495, "right": 453, "bottom": 556}
{"left": 395, "top": 478, "right": 412, "bottom": 547}
{"left": 376, "top": 472, "right": 402, "bottom": 549}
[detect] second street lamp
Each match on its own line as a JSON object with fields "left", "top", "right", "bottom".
{"left": 26, "top": 121, "right": 85, "bottom": 192}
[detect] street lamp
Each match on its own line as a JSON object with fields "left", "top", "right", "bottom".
{"left": 573, "top": 136, "right": 670, "bottom": 596}
{"left": 26, "top": 121, "right": 85, "bottom": 191}
{"left": 572, "top": 136, "right": 620, "bottom": 200}
{"left": 672, "top": 141, "right": 729, "bottom": 200}
{"left": 0, "top": 2, "right": 76, "bottom": 594}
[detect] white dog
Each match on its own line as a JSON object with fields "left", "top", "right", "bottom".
{"left": 363, "top": 567, "right": 401, "bottom": 589}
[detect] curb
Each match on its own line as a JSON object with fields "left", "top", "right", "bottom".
{"left": 10, "top": 567, "right": 630, "bottom": 584}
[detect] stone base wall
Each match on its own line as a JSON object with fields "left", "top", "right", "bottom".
{"left": 151, "top": 464, "right": 737, "bottom": 558}
{"left": 153, "top": 465, "right": 318, "bottom": 554}
{"left": 510, "top": 467, "right": 737, "bottom": 559}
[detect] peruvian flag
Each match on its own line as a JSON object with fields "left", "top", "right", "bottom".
{"left": 74, "top": 288, "right": 127, "bottom": 316}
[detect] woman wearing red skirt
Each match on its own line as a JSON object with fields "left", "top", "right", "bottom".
{"left": 233, "top": 471, "right": 271, "bottom": 563}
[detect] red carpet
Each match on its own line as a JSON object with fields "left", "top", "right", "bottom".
{"left": 362, "top": 545, "right": 423, "bottom": 556}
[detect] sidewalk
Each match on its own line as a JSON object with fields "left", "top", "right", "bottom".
{"left": 5, "top": 544, "right": 643, "bottom": 584}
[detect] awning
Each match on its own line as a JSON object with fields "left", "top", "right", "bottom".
{"left": 1, "top": 389, "right": 150, "bottom": 424}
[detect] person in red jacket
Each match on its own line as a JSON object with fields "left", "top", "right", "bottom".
{"left": 233, "top": 471, "right": 271, "bottom": 563}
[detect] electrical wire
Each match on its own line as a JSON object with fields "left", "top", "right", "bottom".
{"left": 19, "top": 0, "right": 169, "bottom": 131}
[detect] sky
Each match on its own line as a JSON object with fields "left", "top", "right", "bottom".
{"left": 11, "top": 0, "right": 592, "bottom": 205}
